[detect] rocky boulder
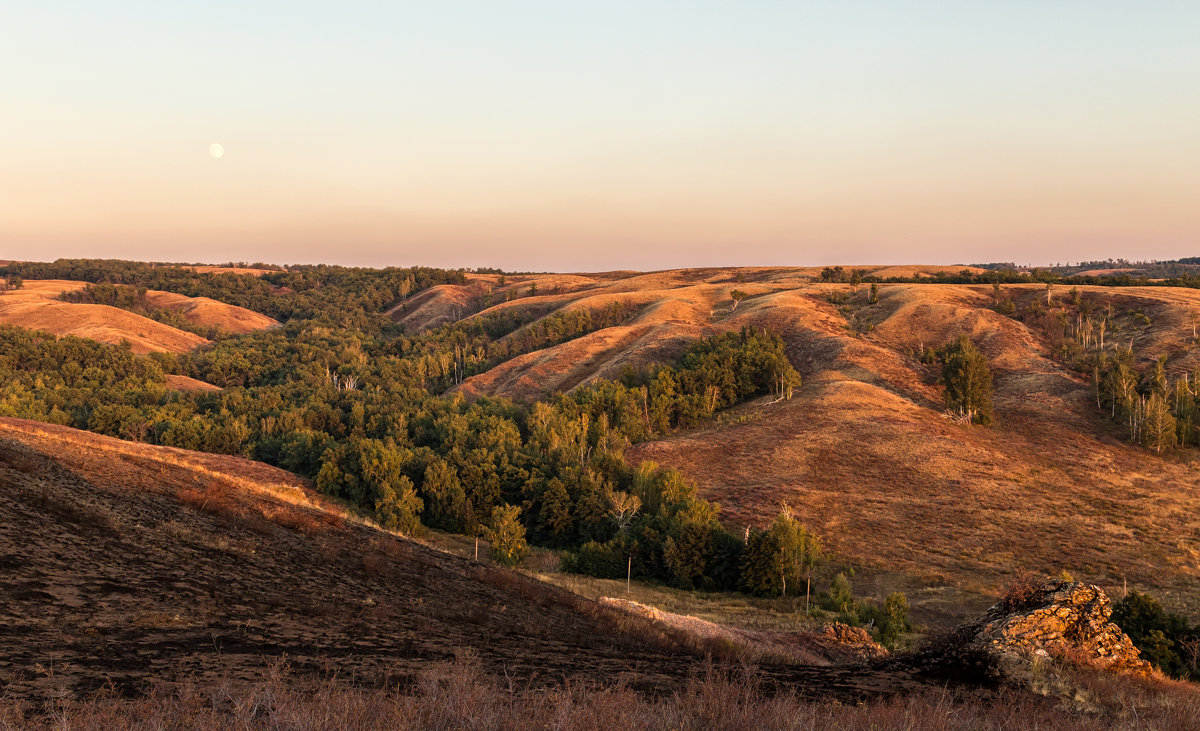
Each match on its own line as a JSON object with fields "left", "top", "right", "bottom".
{"left": 953, "top": 578, "right": 1152, "bottom": 676}
{"left": 804, "top": 622, "right": 888, "bottom": 663}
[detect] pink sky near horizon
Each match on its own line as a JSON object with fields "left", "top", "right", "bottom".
{"left": 4, "top": 2, "right": 1198, "bottom": 270}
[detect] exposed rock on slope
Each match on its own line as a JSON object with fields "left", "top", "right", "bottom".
{"left": 951, "top": 579, "right": 1151, "bottom": 676}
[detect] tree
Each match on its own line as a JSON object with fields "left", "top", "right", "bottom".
{"left": 606, "top": 488, "right": 641, "bottom": 534}
{"left": 1142, "top": 393, "right": 1178, "bottom": 454}
{"left": 879, "top": 592, "right": 909, "bottom": 649}
{"left": 375, "top": 475, "right": 423, "bottom": 535}
{"left": 1112, "top": 591, "right": 1198, "bottom": 678}
{"left": 937, "top": 336, "right": 994, "bottom": 425}
{"left": 740, "top": 506, "right": 822, "bottom": 608}
{"left": 537, "top": 477, "right": 574, "bottom": 542}
{"left": 819, "top": 266, "right": 846, "bottom": 283}
{"left": 483, "top": 504, "right": 528, "bottom": 567}
{"left": 829, "top": 572, "right": 854, "bottom": 614}
{"left": 729, "top": 289, "right": 748, "bottom": 312}
{"left": 868, "top": 283, "right": 879, "bottom": 304}
{"left": 422, "top": 458, "right": 467, "bottom": 531}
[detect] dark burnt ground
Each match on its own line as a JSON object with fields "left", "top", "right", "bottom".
{"left": 0, "top": 422, "right": 992, "bottom": 705}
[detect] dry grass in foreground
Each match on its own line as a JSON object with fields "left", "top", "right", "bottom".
{"left": 4, "top": 657, "right": 1199, "bottom": 731}
{"left": 0, "top": 417, "right": 953, "bottom": 704}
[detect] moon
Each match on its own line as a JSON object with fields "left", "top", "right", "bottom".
{"left": 208, "top": 142, "right": 224, "bottom": 159}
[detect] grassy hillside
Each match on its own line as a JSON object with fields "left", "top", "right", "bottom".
{"left": 390, "top": 271, "right": 1200, "bottom": 617}
{"left": 5, "top": 418, "right": 1200, "bottom": 727}
{"left": 4, "top": 261, "right": 1200, "bottom": 620}
{"left": 0, "top": 279, "right": 277, "bottom": 352}
{"left": 0, "top": 417, "right": 939, "bottom": 703}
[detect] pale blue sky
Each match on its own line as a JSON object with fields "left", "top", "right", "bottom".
{"left": 3, "top": 2, "right": 1198, "bottom": 269}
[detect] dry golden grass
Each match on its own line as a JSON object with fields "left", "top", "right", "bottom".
{"left": 163, "top": 373, "right": 221, "bottom": 391}
{"left": 174, "top": 265, "right": 278, "bottom": 276}
{"left": 142, "top": 289, "right": 278, "bottom": 334}
{"left": 4, "top": 415, "right": 1196, "bottom": 725}
{"left": 389, "top": 270, "right": 1200, "bottom": 623}
{"left": 0, "top": 280, "right": 208, "bottom": 353}
{"left": 0, "top": 418, "right": 319, "bottom": 512}
{"left": 5, "top": 656, "right": 1199, "bottom": 731}
{"left": 3, "top": 416, "right": 945, "bottom": 706}
{"left": 0, "top": 278, "right": 275, "bottom": 352}
{"left": 1073, "top": 268, "right": 1143, "bottom": 277}
{"left": 626, "top": 283, "right": 1200, "bottom": 623}
{"left": 386, "top": 282, "right": 482, "bottom": 331}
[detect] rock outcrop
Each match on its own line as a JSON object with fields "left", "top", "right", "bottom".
{"left": 952, "top": 578, "right": 1151, "bottom": 676}
{"left": 805, "top": 622, "right": 888, "bottom": 663}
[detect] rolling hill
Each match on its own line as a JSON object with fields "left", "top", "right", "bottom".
{"left": 5, "top": 262, "right": 1200, "bottom": 725}
{"left": 0, "top": 279, "right": 276, "bottom": 353}
{"left": 0, "top": 417, "right": 939, "bottom": 703}
{"left": 393, "top": 268, "right": 1200, "bottom": 617}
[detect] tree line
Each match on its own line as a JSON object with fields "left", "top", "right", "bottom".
{"left": 816, "top": 264, "right": 1200, "bottom": 291}
{"left": 989, "top": 284, "right": 1200, "bottom": 452}
{"left": 0, "top": 292, "right": 809, "bottom": 604}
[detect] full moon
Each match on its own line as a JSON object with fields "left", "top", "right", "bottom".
{"left": 208, "top": 142, "right": 224, "bottom": 159}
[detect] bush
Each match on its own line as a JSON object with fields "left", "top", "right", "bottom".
{"left": 1112, "top": 591, "right": 1199, "bottom": 679}
{"left": 483, "top": 504, "right": 529, "bottom": 567}
{"left": 565, "top": 540, "right": 627, "bottom": 579}
{"left": 999, "top": 572, "right": 1044, "bottom": 612}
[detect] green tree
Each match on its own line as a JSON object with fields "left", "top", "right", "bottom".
{"left": 537, "top": 477, "right": 574, "bottom": 543}
{"left": 937, "top": 336, "right": 994, "bottom": 425}
{"left": 879, "top": 592, "right": 910, "bottom": 649}
{"left": 1112, "top": 591, "right": 1198, "bottom": 678}
{"left": 829, "top": 572, "right": 855, "bottom": 615}
{"left": 483, "top": 504, "right": 529, "bottom": 567}
{"left": 729, "top": 289, "right": 749, "bottom": 312}
{"left": 422, "top": 458, "right": 468, "bottom": 531}
{"left": 1142, "top": 393, "right": 1178, "bottom": 454}
{"left": 740, "top": 506, "right": 822, "bottom": 606}
{"left": 375, "top": 475, "right": 423, "bottom": 535}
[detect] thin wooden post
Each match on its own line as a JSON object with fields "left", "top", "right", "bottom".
{"left": 627, "top": 556, "right": 632, "bottom": 594}
{"left": 475, "top": 536, "right": 479, "bottom": 561}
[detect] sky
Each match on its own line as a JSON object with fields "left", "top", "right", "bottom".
{"left": 3, "top": 1, "right": 1199, "bottom": 271}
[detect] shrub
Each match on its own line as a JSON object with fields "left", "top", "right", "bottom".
{"left": 936, "top": 336, "right": 994, "bottom": 425}
{"left": 999, "top": 572, "right": 1044, "bottom": 612}
{"left": 1112, "top": 591, "right": 1199, "bottom": 679}
{"left": 483, "top": 504, "right": 528, "bottom": 567}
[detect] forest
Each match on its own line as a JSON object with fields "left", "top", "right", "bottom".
{"left": 6, "top": 258, "right": 1200, "bottom": 663}
{"left": 0, "top": 260, "right": 812, "bottom": 604}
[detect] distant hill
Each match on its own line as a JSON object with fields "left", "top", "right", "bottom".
{"left": 0, "top": 279, "right": 275, "bottom": 353}
{"left": 396, "top": 268, "right": 1200, "bottom": 618}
